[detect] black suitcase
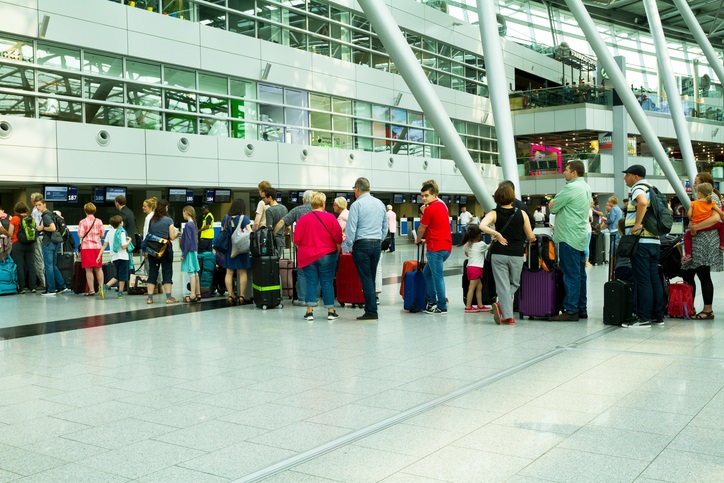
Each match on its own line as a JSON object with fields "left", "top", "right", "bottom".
{"left": 56, "top": 253, "right": 74, "bottom": 288}
{"left": 251, "top": 255, "right": 282, "bottom": 309}
{"left": 102, "top": 262, "right": 116, "bottom": 282}
{"left": 603, "top": 280, "right": 634, "bottom": 325}
{"left": 589, "top": 231, "right": 605, "bottom": 265}
{"left": 452, "top": 232, "right": 464, "bottom": 246}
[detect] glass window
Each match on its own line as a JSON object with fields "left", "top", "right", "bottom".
{"left": 310, "top": 93, "right": 331, "bottom": 112}
{"left": 354, "top": 101, "right": 371, "bottom": 119}
{"left": 259, "top": 83, "right": 284, "bottom": 103}
{"left": 127, "top": 84, "right": 162, "bottom": 109}
{"left": 390, "top": 107, "right": 406, "bottom": 124}
{"left": 84, "top": 79, "right": 124, "bottom": 104}
{"left": 165, "top": 67, "right": 196, "bottom": 89}
{"left": 372, "top": 122, "right": 389, "bottom": 153}
{"left": 258, "top": 84, "right": 284, "bottom": 142}
{"left": 83, "top": 52, "right": 122, "bottom": 77}
{"left": 37, "top": 70, "right": 81, "bottom": 97}
{"left": 40, "top": 99, "right": 81, "bottom": 122}
{"left": 0, "top": 64, "right": 33, "bottom": 90}
{"left": 0, "top": 94, "right": 34, "bottom": 117}
{"left": 332, "top": 97, "right": 351, "bottom": 115}
{"left": 126, "top": 60, "right": 161, "bottom": 84}
{"left": 286, "top": 88, "right": 307, "bottom": 107}
{"left": 372, "top": 105, "right": 389, "bottom": 121}
{"left": 229, "top": 12, "right": 256, "bottom": 37}
{"left": 0, "top": 35, "right": 33, "bottom": 63}
{"left": 199, "top": 95, "right": 227, "bottom": 118}
{"left": 199, "top": 73, "right": 227, "bottom": 95}
{"left": 37, "top": 42, "right": 80, "bottom": 71}
{"left": 86, "top": 104, "right": 124, "bottom": 126}
{"left": 199, "top": 0, "right": 227, "bottom": 30}
{"left": 166, "top": 112, "right": 197, "bottom": 133}
{"left": 230, "top": 78, "right": 256, "bottom": 99}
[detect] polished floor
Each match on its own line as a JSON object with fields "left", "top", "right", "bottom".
{"left": 1, "top": 242, "right": 724, "bottom": 482}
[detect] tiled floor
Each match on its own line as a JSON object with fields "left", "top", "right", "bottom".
{"left": 1, "top": 243, "right": 724, "bottom": 482}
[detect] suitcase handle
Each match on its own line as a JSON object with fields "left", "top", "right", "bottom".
{"left": 417, "top": 242, "right": 426, "bottom": 265}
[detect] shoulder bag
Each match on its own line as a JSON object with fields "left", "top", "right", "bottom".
{"left": 213, "top": 215, "right": 233, "bottom": 254}
{"left": 231, "top": 215, "right": 252, "bottom": 257}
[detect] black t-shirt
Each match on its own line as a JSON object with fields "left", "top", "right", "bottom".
{"left": 491, "top": 207, "right": 526, "bottom": 257}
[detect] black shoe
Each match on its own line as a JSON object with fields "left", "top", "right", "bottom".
{"left": 579, "top": 313, "right": 588, "bottom": 319}
{"left": 550, "top": 312, "right": 579, "bottom": 322}
{"left": 356, "top": 314, "right": 378, "bottom": 320}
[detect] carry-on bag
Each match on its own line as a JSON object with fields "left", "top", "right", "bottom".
{"left": 336, "top": 252, "right": 365, "bottom": 307}
{"left": 280, "top": 244, "right": 297, "bottom": 300}
{"left": 589, "top": 231, "right": 605, "bottom": 265}
{"left": 403, "top": 245, "right": 427, "bottom": 312}
{"left": 56, "top": 252, "right": 74, "bottom": 289}
{"left": 0, "top": 258, "right": 18, "bottom": 295}
{"left": 518, "top": 238, "right": 563, "bottom": 319}
{"left": 668, "top": 282, "right": 694, "bottom": 318}
{"left": 250, "top": 226, "right": 276, "bottom": 258}
{"left": 251, "top": 255, "right": 282, "bottom": 309}
{"left": 603, "top": 233, "right": 635, "bottom": 325}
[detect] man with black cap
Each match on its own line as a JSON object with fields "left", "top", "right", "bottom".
{"left": 621, "top": 164, "right": 664, "bottom": 328}
{"left": 198, "top": 204, "right": 215, "bottom": 253}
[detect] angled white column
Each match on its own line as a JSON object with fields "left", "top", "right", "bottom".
{"left": 672, "top": 0, "right": 724, "bottom": 91}
{"left": 643, "top": 0, "right": 698, "bottom": 185}
{"left": 475, "top": 0, "right": 519, "bottom": 197}
{"left": 357, "top": 0, "right": 496, "bottom": 211}
{"left": 563, "top": 0, "right": 690, "bottom": 208}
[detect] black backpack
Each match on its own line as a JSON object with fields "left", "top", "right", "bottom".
{"left": 52, "top": 213, "right": 70, "bottom": 242}
{"left": 17, "top": 216, "right": 37, "bottom": 244}
{"left": 250, "top": 225, "right": 277, "bottom": 257}
{"left": 640, "top": 183, "right": 673, "bottom": 236}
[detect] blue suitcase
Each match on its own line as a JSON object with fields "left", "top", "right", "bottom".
{"left": 0, "top": 258, "right": 18, "bottom": 295}
{"left": 403, "top": 246, "right": 426, "bottom": 312}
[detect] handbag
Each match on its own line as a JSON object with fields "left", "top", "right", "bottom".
{"left": 231, "top": 216, "right": 252, "bottom": 257}
{"left": 213, "top": 216, "right": 233, "bottom": 254}
{"left": 481, "top": 208, "right": 520, "bottom": 305}
{"left": 141, "top": 233, "right": 168, "bottom": 259}
{"left": 617, "top": 234, "right": 640, "bottom": 258}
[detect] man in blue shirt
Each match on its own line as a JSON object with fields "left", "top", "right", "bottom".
{"left": 343, "top": 177, "right": 388, "bottom": 320}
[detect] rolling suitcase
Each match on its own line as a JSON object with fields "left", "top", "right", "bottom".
{"left": 518, "top": 241, "right": 563, "bottom": 319}
{"left": 403, "top": 245, "right": 427, "bottom": 312}
{"left": 589, "top": 231, "right": 605, "bottom": 265}
{"left": 603, "top": 233, "right": 635, "bottom": 325}
{"left": 0, "top": 258, "right": 18, "bottom": 295}
{"left": 198, "top": 251, "right": 216, "bottom": 295}
{"left": 336, "top": 252, "right": 365, "bottom": 307}
{"left": 280, "top": 245, "right": 297, "bottom": 300}
{"left": 251, "top": 255, "right": 282, "bottom": 309}
{"left": 56, "top": 252, "right": 74, "bottom": 289}
{"left": 72, "top": 260, "right": 86, "bottom": 294}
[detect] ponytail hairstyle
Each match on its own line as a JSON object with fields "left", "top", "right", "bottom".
{"left": 697, "top": 182, "right": 714, "bottom": 203}
{"left": 458, "top": 224, "right": 482, "bottom": 247}
{"left": 152, "top": 199, "right": 169, "bottom": 223}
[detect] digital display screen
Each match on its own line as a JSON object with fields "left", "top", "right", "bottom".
{"left": 393, "top": 194, "right": 405, "bottom": 204}
{"left": 186, "top": 190, "right": 194, "bottom": 203}
{"left": 67, "top": 187, "right": 78, "bottom": 204}
{"left": 276, "top": 191, "right": 282, "bottom": 203}
{"left": 94, "top": 187, "right": 105, "bottom": 203}
{"left": 105, "top": 187, "right": 126, "bottom": 202}
{"left": 205, "top": 190, "right": 215, "bottom": 203}
{"left": 459, "top": 195, "right": 467, "bottom": 204}
{"left": 416, "top": 194, "right": 423, "bottom": 204}
{"left": 290, "top": 192, "right": 299, "bottom": 203}
{"left": 215, "top": 189, "right": 231, "bottom": 203}
{"left": 441, "top": 195, "right": 451, "bottom": 204}
{"left": 44, "top": 186, "right": 67, "bottom": 202}
{"left": 168, "top": 188, "right": 187, "bottom": 202}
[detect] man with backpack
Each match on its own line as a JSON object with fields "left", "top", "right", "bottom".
{"left": 10, "top": 202, "right": 38, "bottom": 293}
{"left": 34, "top": 196, "right": 68, "bottom": 296}
{"left": 621, "top": 164, "right": 665, "bottom": 328}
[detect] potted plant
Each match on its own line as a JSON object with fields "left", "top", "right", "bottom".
{"left": 713, "top": 162, "right": 724, "bottom": 179}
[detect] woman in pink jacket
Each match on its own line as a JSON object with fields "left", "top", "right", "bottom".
{"left": 294, "top": 192, "right": 343, "bottom": 321}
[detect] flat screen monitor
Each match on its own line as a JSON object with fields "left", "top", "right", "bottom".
{"left": 411, "top": 194, "right": 417, "bottom": 204}
{"left": 215, "top": 189, "right": 231, "bottom": 203}
{"left": 276, "top": 191, "right": 282, "bottom": 203}
{"left": 441, "top": 195, "right": 450, "bottom": 204}
{"left": 94, "top": 187, "right": 105, "bottom": 203}
{"left": 459, "top": 195, "right": 467, "bottom": 204}
{"left": 290, "top": 192, "right": 299, "bottom": 204}
{"left": 44, "top": 186, "right": 67, "bottom": 202}
{"left": 168, "top": 188, "right": 187, "bottom": 203}
{"left": 205, "top": 190, "right": 215, "bottom": 203}
{"left": 67, "top": 187, "right": 78, "bottom": 204}
{"left": 416, "top": 194, "right": 423, "bottom": 204}
{"left": 105, "top": 187, "right": 126, "bottom": 202}
{"left": 393, "top": 194, "right": 405, "bottom": 204}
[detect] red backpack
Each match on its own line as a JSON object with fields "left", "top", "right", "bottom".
{"left": 668, "top": 282, "right": 694, "bottom": 318}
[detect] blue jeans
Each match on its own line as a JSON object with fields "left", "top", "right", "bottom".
{"left": 423, "top": 249, "right": 451, "bottom": 310}
{"left": 41, "top": 241, "right": 65, "bottom": 293}
{"left": 631, "top": 243, "right": 664, "bottom": 321}
{"left": 303, "top": 252, "right": 338, "bottom": 309}
{"left": 558, "top": 242, "right": 587, "bottom": 315}
{"left": 352, "top": 239, "right": 381, "bottom": 316}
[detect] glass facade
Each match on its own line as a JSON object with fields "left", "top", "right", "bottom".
{"left": 111, "top": 0, "right": 489, "bottom": 97}
{"left": 0, "top": 33, "right": 498, "bottom": 164}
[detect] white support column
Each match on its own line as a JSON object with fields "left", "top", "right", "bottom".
{"left": 475, "top": 0, "right": 520, "bottom": 197}
{"left": 672, "top": 0, "right": 724, "bottom": 90}
{"left": 356, "top": 0, "right": 496, "bottom": 211}
{"left": 643, "top": 0, "right": 698, "bottom": 186}
{"left": 563, "top": 0, "right": 690, "bottom": 208}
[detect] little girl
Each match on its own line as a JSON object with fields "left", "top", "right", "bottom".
{"left": 180, "top": 206, "right": 201, "bottom": 302}
{"left": 682, "top": 182, "right": 724, "bottom": 263}
{"left": 460, "top": 225, "right": 491, "bottom": 313}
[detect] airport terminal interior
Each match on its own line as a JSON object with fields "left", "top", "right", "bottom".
{"left": 3, "top": 0, "right": 724, "bottom": 481}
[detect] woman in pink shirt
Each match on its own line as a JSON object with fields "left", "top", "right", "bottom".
{"left": 77, "top": 202, "right": 106, "bottom": 298}
{"left": 294, "top": 192, "right": 343, "bottom": 321}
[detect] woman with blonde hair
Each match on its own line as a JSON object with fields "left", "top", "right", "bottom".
{"left": 142, "top": 197, "right": 157, "bottom": 238}
{"left": 78, "top": 202, "right": 105, "bottom": 298}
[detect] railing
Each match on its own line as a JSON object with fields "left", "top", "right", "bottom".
{"left": 509, "top": 85, "right": 612, "bottom": 111}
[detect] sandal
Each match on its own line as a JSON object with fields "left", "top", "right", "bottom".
{"left": 227, "top": 296, "right": 238, "bottom": 306}
{"left": 238, "top": 296, "right": 246, "bottom": 305}
{"left": 693, "top": 311, "right": 715, "bottom": 320}
{"left": 166, "top": 297, "right": 178, "bottom": 304}
{"left": 182, "top": 296, "right": 198, "bottom": 303}
{"left": 146, "top": 298, "right": 153, "bottom": 305}
{"left": 84, "top": 291, "right": 96, "bottom": 296}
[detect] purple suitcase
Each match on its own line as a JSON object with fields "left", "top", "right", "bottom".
{"left": 518, "top": 268, "right": 563, "bottom": 319}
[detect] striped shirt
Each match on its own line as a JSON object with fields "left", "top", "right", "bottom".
{"left": 78, "top": 216, "right": 104, "bottom": 250}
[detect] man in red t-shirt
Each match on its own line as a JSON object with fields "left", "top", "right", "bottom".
{"left": 415, "top": 179, "right": 452, "bottom": 314}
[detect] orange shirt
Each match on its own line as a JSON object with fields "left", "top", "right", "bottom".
{"left": 9, "top": 215, "right": 22, "bottom": 244}
{"left": 691, "top": 199, "right": 715, "bottom": 225}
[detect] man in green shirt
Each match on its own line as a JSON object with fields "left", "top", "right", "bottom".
{"left": 548, "top": 160, "right": 592, "bottom": 321}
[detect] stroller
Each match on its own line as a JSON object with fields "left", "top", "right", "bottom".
{"left": 659, "top": 234, "right": 683, "bottom": 280}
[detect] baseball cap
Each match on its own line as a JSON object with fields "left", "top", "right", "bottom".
{"left": 622, "top": 164, "right": 646, "bottom": 177}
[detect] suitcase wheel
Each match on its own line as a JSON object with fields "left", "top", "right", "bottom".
{"left": 278, "top": 304, "right": 283, "bottom": 309}
{"left": 339, "top": 302, "right": 345, "bottom": 307}
{"left": 261, "top": 304, "right": 268, "bottom": 310}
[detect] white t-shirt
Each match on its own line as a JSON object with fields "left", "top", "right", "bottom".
{"left": 143, "top": 212, "right": 153, "bottom": 238}
{"left": 533, "top": 211, "right": 545, "bottom": 222}
{"left": 586, "top": 208, "right": 592, "bottom": 233}
{"left": 255, "top": 199, "right": 267, "bottom": 227}
{"left": 105, "top": 227, "right": 129, "bottom": 262}
{"left": 459, "top": 211, "right": 473, "bottom": 225}
{"left": 465, "top": 240, "right": 489, "bottom": 268}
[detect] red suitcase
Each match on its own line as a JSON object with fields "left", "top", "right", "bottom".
{"left": 336, "top": 253, "right": 365, "bottom": 307}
